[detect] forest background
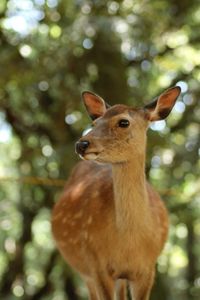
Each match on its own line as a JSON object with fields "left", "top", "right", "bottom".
{"left": 0, "top": 0, "right": 200, "bottom": 299}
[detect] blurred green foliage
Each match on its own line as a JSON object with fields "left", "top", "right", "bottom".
{"left": 0, "top": 0, "right": 200, "bottom": 299}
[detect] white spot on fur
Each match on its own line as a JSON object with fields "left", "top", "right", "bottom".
{"left": 74, "top": 211, "right": 83, "bottom": 219}
{"left": 72, "top": 239, "right": 78, "bottom": 245}
{"left": 52, "top": 212, "right": 63, "bottom": 220}
{"left": 83, "top": 231, "right": 88, "bottom": 240}
{"left": 61, "top": 201, "right": 66, "bottom": 207}
{"left": 87, "top": 216, "right": 93, "bottom": 224}
{"left": 62, "top": 217, "right": 67, "bottom": 224}
{"left": 92, "top": 190, "right": 99, "bottom": 198}
{"left": 58, "top": 241, "right": 67, "bottom": 247}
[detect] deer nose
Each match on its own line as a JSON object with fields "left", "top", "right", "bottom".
{"left": 75, "top": 140, "right": 90, "bottom": 155}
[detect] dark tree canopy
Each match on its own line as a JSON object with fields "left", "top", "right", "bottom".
{"left": 0, "top": 1, "right": 200, "bottom": 299}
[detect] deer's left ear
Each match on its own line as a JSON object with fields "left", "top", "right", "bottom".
{"left": 144, "top": 86, "right": 181, "bottom": 121}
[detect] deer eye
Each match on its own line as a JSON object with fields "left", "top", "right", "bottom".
{"left": 118, "top": 119, "right": 130, "bottom": 128}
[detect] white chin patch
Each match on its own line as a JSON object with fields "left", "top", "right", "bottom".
{"left": 84, "top": 153, "right": 98, "bottom": 160}
{"left": 79, "top": 154, "right": 85, "bottom": 160}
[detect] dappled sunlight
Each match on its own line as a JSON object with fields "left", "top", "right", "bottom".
{"left": 169, "top": 246, "right": 188, "bottom": 273}
{"left": 0, "top": 0, "right": 200, "bottom": 299}
{"left": 70, "top": 181, "right": 86, "bottom": 200}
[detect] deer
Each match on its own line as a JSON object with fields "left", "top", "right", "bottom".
{"left": 52, "top": 86, "right": 181, "bottom": 300}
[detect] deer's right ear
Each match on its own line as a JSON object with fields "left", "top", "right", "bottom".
{"left": 82, "top": 91, "right": 109, "bottom": 120}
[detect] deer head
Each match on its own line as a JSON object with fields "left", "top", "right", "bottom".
{"left": 75, "top": 87, "right": 181, "bottom": 164}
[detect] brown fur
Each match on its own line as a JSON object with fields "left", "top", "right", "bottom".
{"left": 52, "top": 160, "right": 168, "bottom": 299}
{"left": 52, "top": 87, "right": 180, "bottom": 300}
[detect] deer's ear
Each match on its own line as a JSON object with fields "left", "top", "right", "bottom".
{"left": 144, "top": 86, "right": 181, "bottom": 121}
{"left": 82, "top": 91, "right": 110, "bottom": 120}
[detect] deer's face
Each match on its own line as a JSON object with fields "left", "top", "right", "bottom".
{"left": 76, "top": 105, "right": 148, "bottom": 163}
{"left": 75, "top": 87, "right": 181, "bottom": 164}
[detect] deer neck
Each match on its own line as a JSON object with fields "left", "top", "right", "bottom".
{"left": 112, "top": 152, "right": 150, "bottom": 231}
